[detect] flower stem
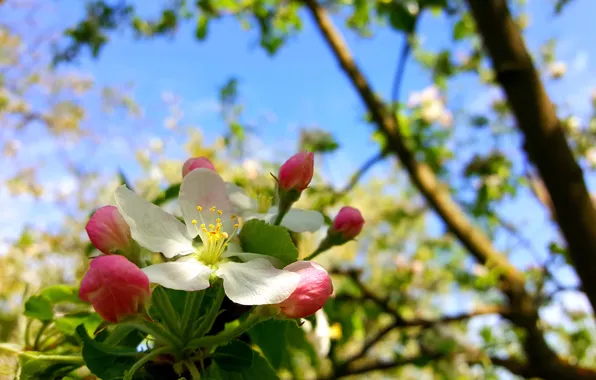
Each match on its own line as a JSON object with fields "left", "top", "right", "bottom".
{"left": 192, "top": 283, "right": 225, "bottom": 340}
{"left": 152, "top": 286, "right": 181, "bottom": 336}
{"left": 305, "top": 235, "right": 334, "bottom": 261}
{"left": 187, "top": 313, "right": 268, "bottom": 348}
{"left": 181, "top": 290, "right": 205, "bottom": 339}
{"left": 186, "top": 360, "right": 202, "bottom": 379}
{"left": 24, "top": 319, "right": 33, "bottom": 348}
{"left": 273, "top": 190, "right": 301, "bottom": 225}
{"left": 33, "top": 322, "right": 50, "bottom": 351}
{"left": 123, "top": 346, "right": 170, "bottom": 380}
{"left": 121, "top": 320, "right": 183, "bottom": 350}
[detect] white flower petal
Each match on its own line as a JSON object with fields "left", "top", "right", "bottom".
{"left": 226, "top": 182, "right": 257, "bottom": 215}
{"left": 267, "top": 207, "right": 324, "bottom": 233}
{"left": 179, "top": 169, "right": 233, "bottom": 238}
{"left": 216, "top": 259, "right": 300, "bottom": 305}
{"left": 114, "top": 186, "right": 194, "bottom": 258}
{"left": 313, "top": 309, "right": 331, "bottom": 357}
{"left": 142, "top": 262, "right": 212, "bottom": 291}
{"left": 221, "top": 250, "right": 283, "bottom": 268}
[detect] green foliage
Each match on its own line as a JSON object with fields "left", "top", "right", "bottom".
{"left": 24, "top": 296, "right": 54, "bottom": 322}
{"left": 299, "top": 129, "right": 340, "bottom": 154}
{"left": 76, "top": 325, "right": 141, "bottom": 380}
{"left": 212, "top": 340, "right": 254, "bottom": 371}
{"left": 248, "top": 320, "right": 318, "bottom": 371}
{"left": 206, "top": 347, "right": 279, "bottom": 379}
{"left": 239, "top": 219, "right": 298, "bottom": 266}
{"left": 18, "top": 352, "right": 83, "bottom": 380}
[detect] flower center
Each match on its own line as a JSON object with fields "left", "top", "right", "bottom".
{"left": 191, "top": 205, "right": 239, "bottom": 265}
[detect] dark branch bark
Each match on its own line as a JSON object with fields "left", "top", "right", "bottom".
{"left": 304, "top": 1, "right": 596, "bottom": 378}
{"left": 303, "top": 0, "right": 525, "bottom": 289}
{"left": 465, "top": 0, "right": 596, "bottom": 313}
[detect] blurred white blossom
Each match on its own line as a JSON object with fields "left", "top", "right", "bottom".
{"left": 548, "top": 61, "right": 567, "bottom": 79}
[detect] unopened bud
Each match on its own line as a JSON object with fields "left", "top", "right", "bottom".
{"left": 79, "top": 255, "right": 151, "bottom": 323}
{"left": 86, "top": 206, "right": 133, "bottom": 256}
{"left": 331, "top": 206, "right": 364, "bottom": 240}
{"left": 277, "top": 261, "right": 333, "bottom": 319}
{"left": 182, "top": 156, "right": 216, "bottom": 177}
{"left": 278, "top": 152, "right": 314, "bottom": 192}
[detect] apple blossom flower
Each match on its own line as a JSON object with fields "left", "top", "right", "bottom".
{"left": 182, "top": 156, "right": 216, "bottom": 177}
{"left": 114, "top": 168, "right": 300, "bottom": 306}
{"left": 278, "top": 152, "right": 314, "bottom": 192}
{"left": 548, "top": 61, "right": 567, "bottom": 79}
{"left": 277, "top": 261, "right": 333, "bottom": 318}
{"left": 85, "top": 205, "right": 133, "bottom": 256}
{"left": 79, "top": 255, "right": 151, "bottom": 323}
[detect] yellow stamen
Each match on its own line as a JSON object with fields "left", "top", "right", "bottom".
{"left": 230, "top": 214, "right": 237, "bottom": 220}
{"left": 191, "top": 219, "right": 198, "bottom": 225}
{"left": 196, "top": 205, "right": 203, "bottom": 211}
{"left": 234, "top": 223, "right": 239, "bottom": 228}
{"left": 210, "top": 206, "right": 216, "bottom": 212}
{"left": 217, "top": 209, "right": 223, "bottom": 215}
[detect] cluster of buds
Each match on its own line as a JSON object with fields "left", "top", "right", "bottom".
{"left": 79, "top": 154, "right": 352, "bottom": 323}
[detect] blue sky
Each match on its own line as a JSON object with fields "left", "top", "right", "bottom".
{"left": 2, "top": 0, "right": 596, "bottom": 334}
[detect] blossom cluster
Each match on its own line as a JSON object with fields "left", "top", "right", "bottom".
{"left": 79, "top": 153, "right": 364, "bottom": 323}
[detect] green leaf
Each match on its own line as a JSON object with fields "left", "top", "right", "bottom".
{"left": 384, "top": 3, "right": 417, "bottom": 33}
{"left": 196, "top": 14, "right": 209, "bottom": 40}
{"left": 206, "top": 347, "right": 278, "bottom": 380}
{"left": 54, "top": 312, "right": 103, "bottom": 336}
{"left": 212, "top": 340, "right": 254, "bottom": 372}
{"left": 453, "top": 13, "right": 474, "bottom": 40}
{"left": 239, "top": 220, "right": 298, "bottom": 266}
{"left": 41, "top": 285, "right": 82, "bottom": 304}
{"left": 248, "top": 320, "right": 317, "bottom": 370}
{"left": 24, "top": 295, "right": 53, "bottom": 321}
{"left": 19, "top": 353, "right": 83, "bottom": 380}
{"left": 76, "top": 325, "right": 141, "bottom": 380}
{"left": 152, "top": 183, "right": 181, "bottom": 206}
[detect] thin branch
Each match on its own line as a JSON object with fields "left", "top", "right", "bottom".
{"left": 333, "top": 352, "right": 445, "bottom": 378}
{"left": 336, "top": 270, "right": 507, "bottom": 365}
{"left": 303, "top": 0, "right": 525, "bottom": 290}
{"left": 302, "top": 2, "right": 596, "bottom": 379}
{"left": 337, "top": 150, "right": 388, "bottom": 197}
{"left": 465, "top": 0, "right": 596, "bottom": 313}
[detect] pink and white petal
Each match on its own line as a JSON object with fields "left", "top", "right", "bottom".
{"left": 179, "top": 168, "right": 233, "bottom": 238}
{"left": 266, "top": 207, "right": 324, "bottom": 233}
{"left": 114, "top": 186, "right": 194, "bottom": 258}
{"left": 226, "top": 182, "right": 257, "bottom": 216}
{"left": 215, "top": 259, "right": 300, "bottom": 305}
{"left": 142, "top": 262, "right": 212, "bottom": 291}
{"left": 221, "top": 250, "right": 283, "bottom": 268}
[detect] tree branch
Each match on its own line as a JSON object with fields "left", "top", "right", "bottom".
{"left": 337, "top": 149, "right": 388, "bottom": 198}
{"left": 304, "top": 1, "right": 596, "bottom": 378}
{"left": 465, "top": 0, "right": 596, "bottom": 312}
{"left": 303, "top": 0, "right": 525, "bottom": 289}
{"left": 337, "top": 270, "right": 508, "bottom": 365}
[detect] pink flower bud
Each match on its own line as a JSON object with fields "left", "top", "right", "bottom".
{"left": 332, "top": 206, "right": 364, "bottom": 240}
{"left": 182, "top": 157, "right": 216, "bottom": 177}
{"left": 278, "top": 152, "right": 314, "bottom": 191}
{"left": 278, "top": 261, "right": 333, "bottom": 319}
{"left": 86, "top": 206, "right": 132, "bottom": 255}
{"left": 79, "top": 255, "right": 151, "bottom": 323}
